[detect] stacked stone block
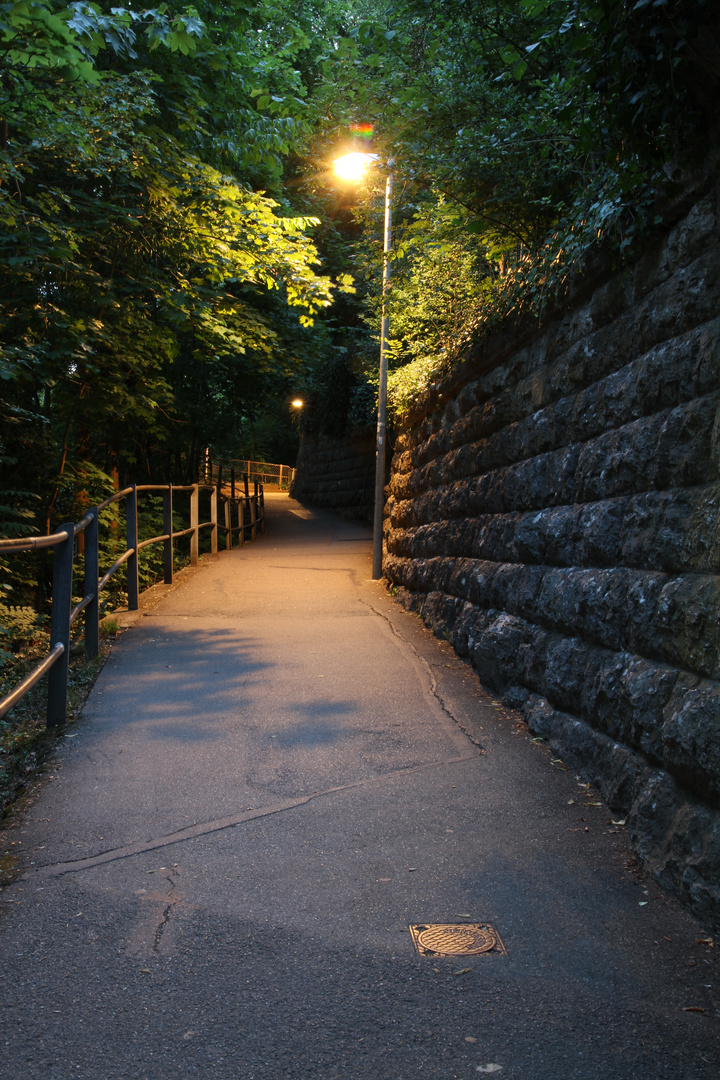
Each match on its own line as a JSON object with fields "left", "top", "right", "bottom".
{"left": 291, "top": 433, "right": 375, "bottom": 520}
{"left": 384, "top": 193, "right": 720, "bottom": 929}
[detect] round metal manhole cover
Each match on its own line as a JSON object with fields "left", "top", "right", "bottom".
{"left": 415, "top": 924, "right": 499, "bottom": 956}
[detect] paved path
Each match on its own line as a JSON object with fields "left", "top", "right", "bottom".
{"left": 0, "top": 494, "right": 718, "bottom": 1080}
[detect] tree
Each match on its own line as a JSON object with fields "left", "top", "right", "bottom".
{"left": 301, "top": 0, "right": 715, "bottom": 414}
{"left": 0, "top": 1, "right": 353, "bottom": 541}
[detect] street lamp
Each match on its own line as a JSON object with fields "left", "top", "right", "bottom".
{"left": 333, "top": 151, "right": 393, "bottom": 580}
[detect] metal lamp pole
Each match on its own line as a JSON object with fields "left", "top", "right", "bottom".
{"left": 372, "top": 167, "right": 393, "bottom": 580}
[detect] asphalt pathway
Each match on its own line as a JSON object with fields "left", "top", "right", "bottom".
{"left": 0, "top": 493, "right": 718, "bottom": 1080}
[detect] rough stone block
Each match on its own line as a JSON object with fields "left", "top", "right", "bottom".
{"left": 538, "top": 568, "right": 627, "bottom": 650}
{"left": 630, "top": 770, "right": 720, "bottom": 930}
{"left": 662, "top": 675, "right": 720, "bottom": 801}
{"left": 623, "top": 571, "right": 668, "bottom": 657}
{"left": 451, "top": 600, "right": 481, "bottom": 656}
{"left": 543, "top": 635, "right": 591, "bottom": 711}
{"left": 655, "top": 394, "right": 718, "bottom": 488}
{"left": 657, "top": 574, "right": 720, "bottom": 680}
{"left": 471, "top": 612, "right": 529, "bottom": 691}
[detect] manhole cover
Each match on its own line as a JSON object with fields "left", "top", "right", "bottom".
{"left": 409, "top": 923, "right": 506, "bottom": 957}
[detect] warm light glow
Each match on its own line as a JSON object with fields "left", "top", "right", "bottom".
{"left": 291, "top": 399, "right": 304, "bottom": 408}
{"left": 333, "top": 152, "right": 370, "bottom": 181}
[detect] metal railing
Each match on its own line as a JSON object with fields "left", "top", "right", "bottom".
{"left": 0, "top": 475, "right": 265, "bottom": 729}
{"left": 209, "top": 458, "right": 296, "bottom": 491}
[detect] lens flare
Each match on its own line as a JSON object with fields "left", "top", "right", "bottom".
{"left": 333, "top": 152, "right": 370, "bottom": 181}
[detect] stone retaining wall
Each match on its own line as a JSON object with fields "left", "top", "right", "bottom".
{"left": 384, "top": 190, "right": 720, "bottom": 929}
{"left": 291, "top": 432, "right": 375, "bottom": 520}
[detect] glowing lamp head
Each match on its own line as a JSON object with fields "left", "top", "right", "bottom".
{"left": 333, "top": 152, "right": 370, "bottom": 181}
{"left": 291, "top": 399, "right": 304, "bottom": 409}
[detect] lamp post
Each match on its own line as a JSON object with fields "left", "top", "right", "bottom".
{"left": 373, "top": 167, "right": 393, "bottom": 580}
{"left": 333, "top": 152, "right": 393, "bottom": 580}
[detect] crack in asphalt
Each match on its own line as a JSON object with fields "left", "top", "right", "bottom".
{"left": 22, "top": 753, "right": 475, "bottom": 882}
{"left": 153, "top": 902, "right": 174, "bottom": 953}
{"left": 153, "top": 872, "right": 179, "bottom": 952}
{"left": 361, "top": 598, "right": 486, "bottom": 753}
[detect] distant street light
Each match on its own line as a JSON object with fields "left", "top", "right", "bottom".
{"left": 291, "top": 399, "right": 304, "bottom": 409}
{"left": 333, "top": 149, "right": 393, "bottom": 580}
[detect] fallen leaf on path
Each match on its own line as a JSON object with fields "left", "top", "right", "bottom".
{"left": 682, "top": 1006, "right": 707, "bottom": 1013}
{"left": 139, "top": 968, "right": 151, "bottom": 974}
{"left": 697, "top": 938, "right": 714, "bottom": 947}
{"left": 477, "top": 1066, "right": 503, "bottom": 1074}
{"left": 612, "top": 819, "right": 627, "bottom": 826}
{"left": 454, "top": 968, "right": 471, "bottom": 976}
{"left": 639, "top": 901, "right": 648, "bottom": 906}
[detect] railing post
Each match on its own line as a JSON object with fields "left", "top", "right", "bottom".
{"left": 210, "top": 484, "right": 218, "bottom": 555}
{"left": 279, "top": 464, "right": 284, "bottom": 490}
{"left": 84, "top": 508, "right": 100, "bottom": 660}
{"left": 163, "top": 485, "right": 173, "bottom": 585}
{"left": 238, "top": 494, "right": 245, "bottom": 545}
{"left": 251, "top": 480, "right": 258, "bottom": 541}
{"left": 224, "top": 495, "right": 232, "bottom": 550}
{"left": 47, "top": 524, "right": 74, "bottom": 728}
{"left": 126, "top": 485, "right": 139, "bottom": 611}
{"left": 243, "top": 474, "right": 250, "bottom": 542}
{"left": 260, "top": 485, "right": 266, "bottom": 534}
{"left": 190, "top": 483, "right": 199, "bottom": 565}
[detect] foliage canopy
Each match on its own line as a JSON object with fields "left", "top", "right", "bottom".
{"left": 306, "top": 0, "right": 715, "bottom": 415}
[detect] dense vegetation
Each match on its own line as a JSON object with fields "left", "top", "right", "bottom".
{"left": 310, "top": 0, "right": 716, "bottom": 415}
{"left": 0, "top": 0, "right": 715, "bottom": 658}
